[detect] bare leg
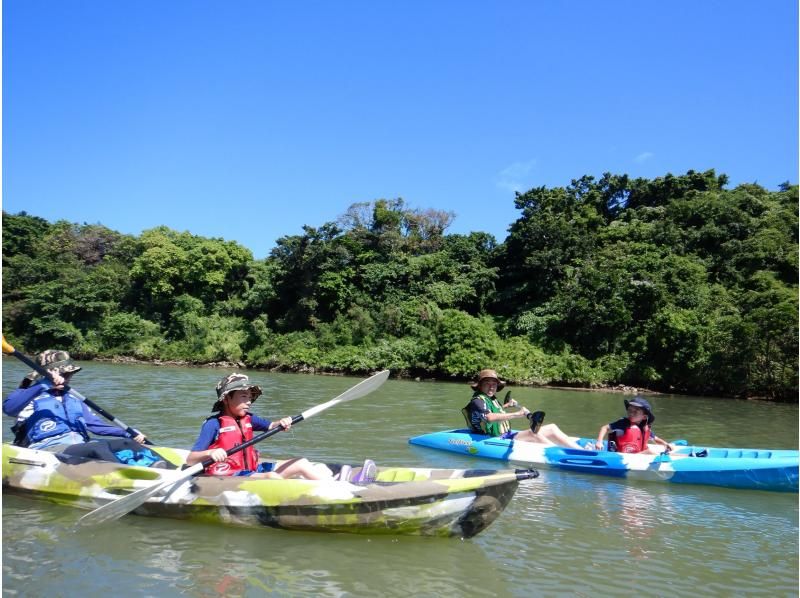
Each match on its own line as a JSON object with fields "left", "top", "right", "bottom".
{"left": 515, "top": 424, "right": 583, "bottom": 449}
{"left": 273, "top": 457, "right": 334, "bottom": 480}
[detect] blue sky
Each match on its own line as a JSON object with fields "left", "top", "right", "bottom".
{"left": 3, "top": 1, "right": 797, "bottom": 259}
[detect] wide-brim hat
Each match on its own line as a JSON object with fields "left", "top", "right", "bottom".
{"left": 470, "top": 368, "right": 506, "bottom": 391}
{"left": 624, "top": 398, "right": 655, "bottom": 425}
{"left": 212, "top": 373, "right": 262, "bottom": 412}
{"left": 27, "top": 349, "right": 82, "bottom": 382}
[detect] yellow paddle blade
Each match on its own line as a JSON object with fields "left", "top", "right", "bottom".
{"left": 2, "top": 336, "right": 16, "bottom": 355}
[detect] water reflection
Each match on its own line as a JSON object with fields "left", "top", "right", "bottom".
{"left": 3, "top": 494, "right": 513, "bottom": 597}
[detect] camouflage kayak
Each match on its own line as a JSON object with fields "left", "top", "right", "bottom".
{"left": 2, "top": 443, "right": 537, "bottom": 538}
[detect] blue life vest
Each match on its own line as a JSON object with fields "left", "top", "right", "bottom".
{"left": 17, "top": 390, "right": 90, "bottom": 447}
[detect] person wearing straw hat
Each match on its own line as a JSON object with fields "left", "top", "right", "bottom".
{"left": 185, "top": 373, "right": 338, "bottom": 480}
{"left": 3, "top": 349, "right": 157, "bottom": 463}
{"left": 463, "top": 368, "right": 582, "bottom": 449}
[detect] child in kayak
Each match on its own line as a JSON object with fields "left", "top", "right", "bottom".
{"left": 186, "top": 373, "right": 339, "bottom": 480}
{"left": 463, "top": 368, "right": 583, "bottom": 449}
{"left": 592, "top": 397, "right": 675, "bottom": 454}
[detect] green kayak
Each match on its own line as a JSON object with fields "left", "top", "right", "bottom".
{"left": 2, "top": 443, "right": 537, "bottom": 538}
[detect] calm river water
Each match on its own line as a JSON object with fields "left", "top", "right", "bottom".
{"left": 2, "top": 358, "right": 798, "bottom": 597}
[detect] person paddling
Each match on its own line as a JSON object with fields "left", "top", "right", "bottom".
{"left": 463, "top": 368, "right": 582, "bottom": 449}
{"left": 2, "top": 349, "right": 159, "bottom": 465}
{"left": 186, "top": 373, "right": 339, "bottom": 480}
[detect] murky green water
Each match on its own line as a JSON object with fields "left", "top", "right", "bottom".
{"left": 3, "top": 358, "right": 798, "bottom": 597}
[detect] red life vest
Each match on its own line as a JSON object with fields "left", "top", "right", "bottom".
{"left": 205, "top": 414, "right": 259, "bottom": 475}
{"left": 610, "top": 422, "right": 650, "bottom": 453}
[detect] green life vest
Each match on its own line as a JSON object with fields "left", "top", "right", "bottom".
{"left": 464, "top": 391, "right": 510, "bottom": 437}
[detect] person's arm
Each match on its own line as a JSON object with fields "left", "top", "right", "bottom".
{"left": 269, "top": 417, "right": 292, "bottom": 430}
{"left": 80, "top": 401, "right": 134, "bottom": 439}
{"left": 469, "top": 397, "right": 529, "bottom": 424}
{"left": 501, "top": 392, "right": 518, "bottom": 409}
{"left": 76, "top": 397, "right": 148, "bottom": 443}
{"left": 3, "top": 383, "right": 47, "bottom": 417}
{"left": 251, "top": 414, "right": 291, "bottom": 432}
{"left": 186, "top": 420, "right": 226, "bottom": 466}
{"left": 594, "top": 424, "right": 610, "bottom": 449}
{"left": 484, "top": 408, "right": 530, "bottom": 423}
{"left": 651, "top": 431, "right": 674, "bottom": 451}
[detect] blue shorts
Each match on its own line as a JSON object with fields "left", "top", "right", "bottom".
{"left": 501, "top": 431, "right": 518, "bottom": 440}
{"left": 234, "top": 462, "right": 275, "bottom": 476}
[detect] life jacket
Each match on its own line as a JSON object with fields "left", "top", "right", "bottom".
{"left": 609, "top": 421, "right": 650, "bottom": 453}
{"left": 463, "top": 392, "right": 510, "bottom": 437}
{"left": 205, "top": 414, "right": 258, "bottom": 475}
{"left": 15, "top": 389, "right": 90, "bottom": 448}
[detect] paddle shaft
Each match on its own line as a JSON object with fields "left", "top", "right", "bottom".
{"left": 1, "top": 337, "right": 150, "bottom": 443}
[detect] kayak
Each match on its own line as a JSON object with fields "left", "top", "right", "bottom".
{"left": 1, "top": 443, "right": 537, "bottom": 538}
{"left": 408, "top": 429, "right": 799, "bottom": 492}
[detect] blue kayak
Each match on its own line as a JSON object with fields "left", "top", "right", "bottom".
{"left": 409, "top": 429, "right": 799, "bottom": 492}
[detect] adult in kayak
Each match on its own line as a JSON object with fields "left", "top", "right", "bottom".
{"left": 593, "top": 397, "right": 675, "bottom": 454}
{"left": 463, "top": 369, "right": 583, "bottom": 449}
{"left": 186, "top": 373, "right": 339, "bottom": 480}
{"left": 2, "top": 349, "right": 157, "bottom": 464}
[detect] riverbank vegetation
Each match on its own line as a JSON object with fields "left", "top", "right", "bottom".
{"left": 3, "top": 170, "right": 797, "bottom": 400}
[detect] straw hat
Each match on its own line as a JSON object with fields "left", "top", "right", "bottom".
{"left": 470, "top": 369, "right": 505, "bottom": 391}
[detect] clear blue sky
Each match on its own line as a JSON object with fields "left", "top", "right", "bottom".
{"left": 3, "top": 1, "right": 797, "bottom": 259}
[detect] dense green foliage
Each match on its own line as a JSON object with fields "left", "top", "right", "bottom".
{"left": 3, "top": 171, "right": 797, "bottom": 400}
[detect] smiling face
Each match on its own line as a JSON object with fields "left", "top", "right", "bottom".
{"left": 223, "top": 389, "right": 254, "bottom": 418}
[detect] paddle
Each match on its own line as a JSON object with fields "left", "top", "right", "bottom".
{"left": 2, "top": 336, "right": 151, "bottom": 444}
{"left": 504, "top": 391, "right": 545, "bottom": 433}
{"left": 78, "top": 368, "right": 391, "bottom": 527}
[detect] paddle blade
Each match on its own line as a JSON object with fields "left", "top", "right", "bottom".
{"left": 2, "top": 336, "right": 17, "bottom": 355}
{"left": 301, "top": 369, "right": 389, "bottom": 420}
{"left": 77, "top": 464, "right": 203, "bottom": 527}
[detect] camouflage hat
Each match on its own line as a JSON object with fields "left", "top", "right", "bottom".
{"left": 212, "top": 373, "right": 262, "bottom": 412}
{"left": 27, "top": 350, "right": 82, "bottom": 382}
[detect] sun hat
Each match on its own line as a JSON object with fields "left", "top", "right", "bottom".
{"left": 212, "top": 373, "right": 262, "bottom": 412}
{"left": 624, "top": 397, "right": 655, "bottom": 424}
{"left": 26, "top": 349, "right": 82, "bottom": 382}
{"left": 470, "top": 369, "right": 506, "bottom": 391}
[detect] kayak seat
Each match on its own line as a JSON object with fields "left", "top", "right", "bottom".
{"left": 461, "top": 407, "right": 473, "bottom": 429}
{"left": 375, "top": 469, "right": 429, "bottom": 483}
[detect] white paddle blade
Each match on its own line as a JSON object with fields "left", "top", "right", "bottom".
{"left": 301, "top": 370, "right": 389, "bottom": 420}
{"left": 77, "top": 463, "right": 204, "bottom": 527}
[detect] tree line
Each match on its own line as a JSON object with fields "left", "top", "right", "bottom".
{"left": 3, "top": 169, "right": 797, "bottom": 401}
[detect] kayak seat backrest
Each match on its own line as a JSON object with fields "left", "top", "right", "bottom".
{"left": 461, "top": 407, "right": 471, "bottom": 428}
{"left": 461, "top": 406, "right": 481, "bottom": 433}
{"left": 377, "top": 469, "right": 430, "bottom": 483}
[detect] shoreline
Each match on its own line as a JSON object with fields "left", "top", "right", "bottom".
{"left": 88, "top": 355, "right": 768, "bottom": 401}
